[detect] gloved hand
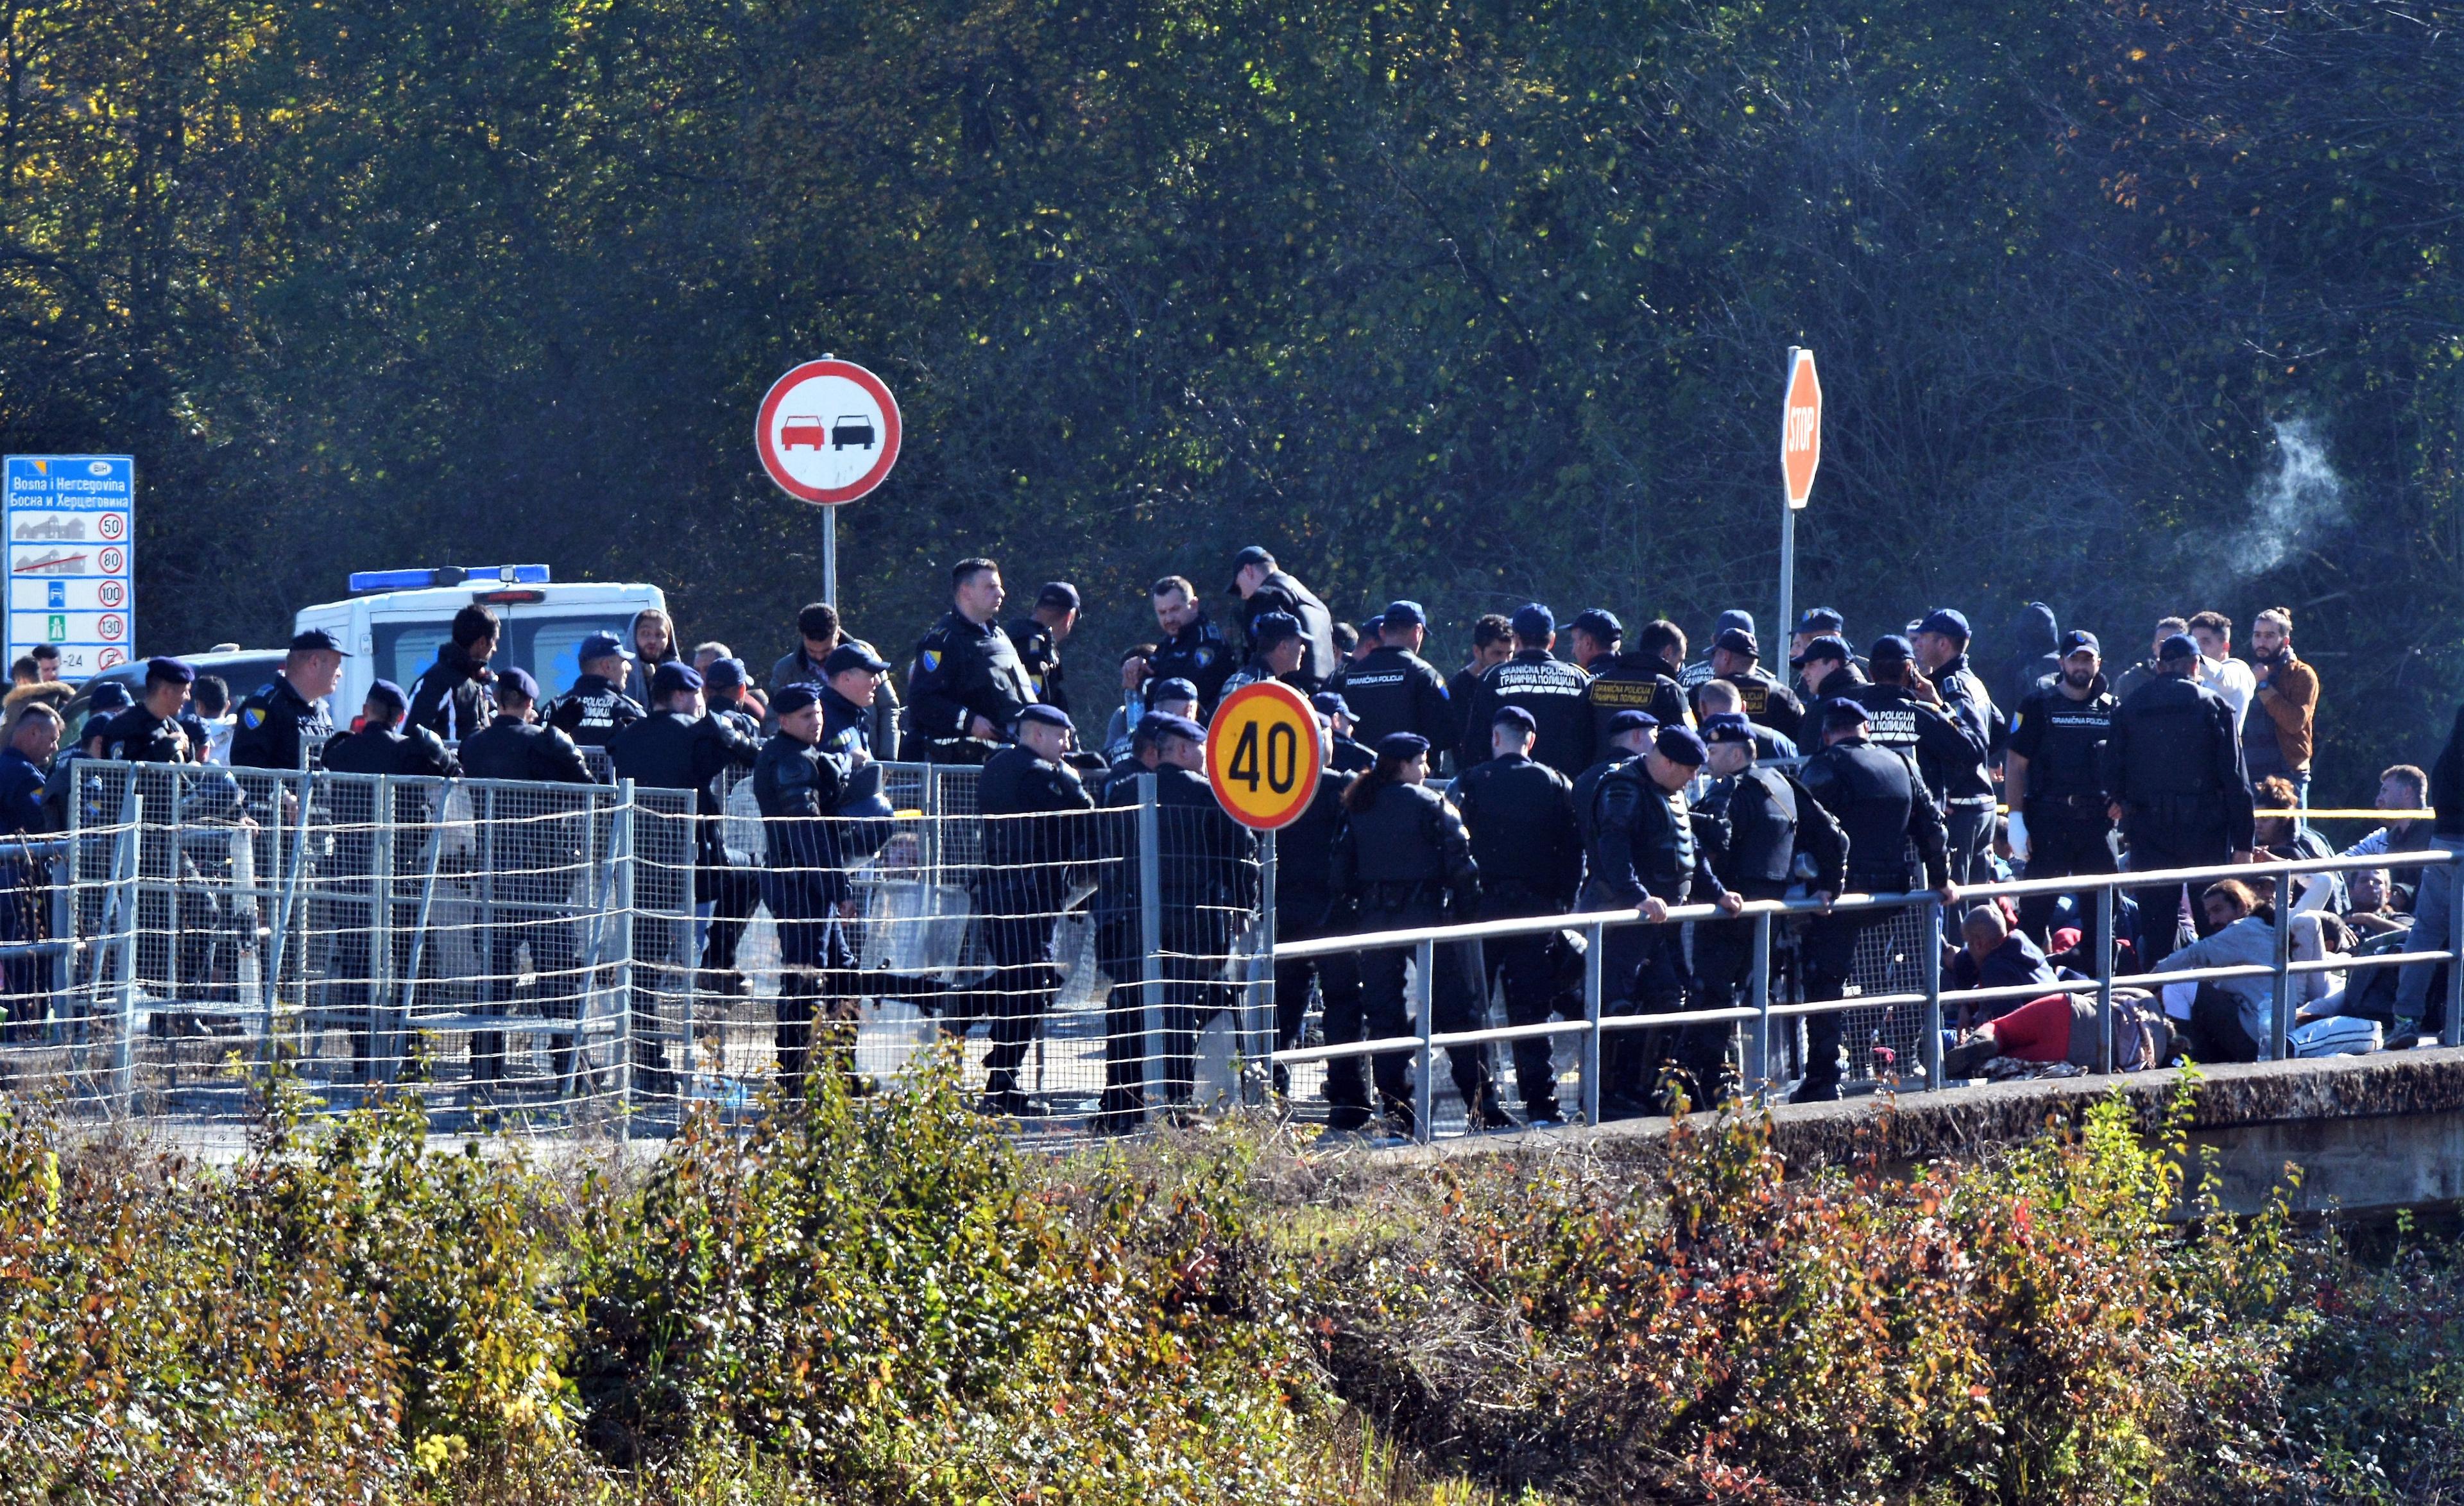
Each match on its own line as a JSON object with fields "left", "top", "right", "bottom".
{"left": 2005, "top": 810, "right": 2030, "bottom": 866}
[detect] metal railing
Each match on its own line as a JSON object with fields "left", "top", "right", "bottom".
{"left": 1271, "top": 848, "right": 2464, "bottom": 1143}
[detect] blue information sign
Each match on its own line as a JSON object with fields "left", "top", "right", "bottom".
{"left": 3, "top": 454, "right": 135, "bottom": 681}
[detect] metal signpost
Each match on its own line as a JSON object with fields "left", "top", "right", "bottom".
{"left": 1778, "top": 348, "right": 1822, "bottom": 646}
{"left": 3, "top": 454, "right": 135, "bottom": 682}
{"left": 1205, "top": 681, "right": 1323, "bottom": 1106}
{"left": 755, "top": 356, "right": 903, "bottom": 606}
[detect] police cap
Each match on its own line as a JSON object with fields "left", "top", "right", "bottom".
{"left": 289, "top": 628, "right": 351, "bottom": 656}
{"left": 2157, "top": 632, "right": 2201, "bottom": 664}
{"left": 1016, "top": 703, "right": 1073, "bottom": 732}
{"left": 1380, "top": 600, "right": 1426, "bottom": 632}
{"left": 1606, "top": 709, "right": 1657, "bottom": 736}
{"left": 1868, "top": 633, "right": 1915, "bottom": 668}
{"left": 366, "top": 679, "right": 408, "bottom": 714}
{"left": 1700, "top": 712, "right": 1756, "bottom": 746}
{"left": 1151, "top": 677, "right": 1200, "bottom": 708}
{"left": 1491, "top": 705, "right": 1537, "bottom": 734}
{"left": 1820, "top": 696, "right": 1872, "bottom": 730}
{"left": 1654, "top": 724, "right": 1709, "bottom": 766}
{"left": 1312, "top": 690, "right": 1355, "bottom": 721}
{"left": 703, "top": 656, "right": 747, "bottom": 691}
{"left": 1713, "top": 627, "right": 1759, "bottom": 659}
{"left": 579, "top": 632, "right": 626, "bottom": 663}
{"left": 1917, "top": 608, "right": 1972, "bottom": 642}
{"left": 496, "top": 667, "right": 542, "bottom": 703}
{"left": 1510, "top": 603, "right": 1555, "bottom": 642}
{"left": 145, "top": 656, "right": 194, "bottom": 687}
{"left": 1036, "top": 581, "right": 1082, "bottom": 612}
{"left": 1376, "top": 732, "right": 1430, "bottom": 762}
{"left": 88, "top": 681, "right": 132, "bottom": 713}
{"left": 1795, "top": 606, "right": 1845, "bottom": 635}
{"left": 1228, "top": 544, "right": 1275, "bottom": 588}
{"left": 1791, "top": 633, "right": 1851, "bottom": 669}
{"left": 2058, "top": 629, "right": 2100, "bottom": 658}
{"left": 1251, "top": 611, "right": 1303, "bottom": 646}
{"left": 1155, "top": 714, "right": 1206, "bottom": 744}
{"left": 1567, "top": 608, "right": 1623, "bottom": 643}
{"left": 823, "top": 642, "right": 892, "bottom": 676}
{"left": 771, "top": 685, "right": 821, "bottom": 716}
{"left": 650, "top": 662, "right": 704, "bottom": 699}
{"left": 1715, "top": 608, "right": 1756, "bottom": 638}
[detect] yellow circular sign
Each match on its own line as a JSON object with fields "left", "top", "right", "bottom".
{"left": 1205, "top": 680, "right": 1324, "bottom": 830}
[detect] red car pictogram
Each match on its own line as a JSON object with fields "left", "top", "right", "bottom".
{"left": 780, "top": 415, "right": 827, "bottom": 451}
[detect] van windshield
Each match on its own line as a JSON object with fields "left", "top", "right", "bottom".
{"left": 372, "top": 612, "right": 640, "bottom": 701}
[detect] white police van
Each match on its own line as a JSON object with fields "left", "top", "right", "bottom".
{"left": 293, "top": 565, "right": 665, "bottom": 724}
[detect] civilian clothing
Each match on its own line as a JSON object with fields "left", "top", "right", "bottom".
{"left": 2243, "top": 651, "right": 2320, "bottom": 778}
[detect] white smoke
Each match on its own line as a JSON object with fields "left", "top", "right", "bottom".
{"left": 2227, "top": 416, "right": 2345, "bottom": 577}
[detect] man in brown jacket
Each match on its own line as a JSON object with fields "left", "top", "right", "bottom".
{"left": 2243, "top": 606, "right": 2319, "bottom": 807}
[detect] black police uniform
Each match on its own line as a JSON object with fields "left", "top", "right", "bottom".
{"left": 1147, "top": 612, "right": 1235, "bottom": 719}
{"left": 457, "top": 716, "right": 597, "bottom": 1086}
{"left": 1583, "top": 653, "right": 1691, "bottom": 746}
{"left": 230, "top": 675, "right": 334, "bottom": 771}
{"left": 1267, "top": 764, "right": 1360, "bottom": 1106}
{"left": 1460, "top": 650, "right": 1594, "bottom": 780}
{"left": 2100, "top": 672, "right": 2253, "bottom": 958}
{"left": 1334, "top": 644, "right": 1456, "bottom": 749}
{"left": 1579, "top": 759, "right": 1729, "bottom": 1113}
{"left": 1842, "top": 681, "right": 1986, "bottom": 810}
{"left": 753, "top": 728, "right": 852, "bottom": 1097}
{"left": 909, "top": 612, "right": 1037, "bottom": 765}
{"left": 1004, "top": 616, "right": 1070, "bottom": 714}
{"left": 1236, "top": 569, "right": 1339, "bottom": 683}
{"left": 2006, "top": 674, "right": 2120, "bottom": 948}
{"left": 1690, "top": 667, "right": 1804, "bottom": 743}
{"left": 92, "top": 704, "right": 195, "bottom": 764}
{"left": 1331, "top": 779, "right": 1494, "bottom": 1133}
{"left": 1149, "top": 764, "right": 1259, "bottom": 1104}
{"left": 1930, "top": 651, "right": 2004, "bottom": 884}
{"left": 320, "top": 722, "right": 459, "bottom": 1080}
{"left": 1794, "top": 733, "right": 1950, "bottom": 1101}
{"left": 1795, "top": 662, "right": 1869, "bottom": 746}
{"left": 1090, "top": 763, "right": 1156, "bottom": 1125}
{"left": 1453, "top": 750, "right": 1581, "bottom": 1121}
{"left": 545, "top": 674, "right": 644, "bottom": 749}
{"left": 971, "top": 742, "right": 1093, "bottom": 1109}
{"left": 1693, "top": 762, "right": 1845, "bottom": 1095}
{"left": 1328, "top": 732, "right": 1375, "bottom": 773}
{"left": 406, "top": 642, "right": 495, "bottom": 742}
{"left": 0, "top": 745, "right": 48, "bottom": 1038}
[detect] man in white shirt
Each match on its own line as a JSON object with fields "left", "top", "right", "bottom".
{"left": 2187, "top": 610, "right": 2256, "bottom": 723}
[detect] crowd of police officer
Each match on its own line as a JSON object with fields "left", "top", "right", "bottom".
{"left": 10, "top": 543, "right": 2397, "bottom": 1131}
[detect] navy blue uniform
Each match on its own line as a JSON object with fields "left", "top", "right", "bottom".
{"left": 1460, "top": 651, "right": 1594, "bottom": 779}
{"left": 971, "top": 744, "right": 1093, "bottom": 1108}
{"left": 909, "top": 612, "right": 1036, "bottom": 764}
{"left": 1147, "top": 612, "right": 1235, "bottom": 719}
{"left": 229, "top": 675, "right": 332, "bottom": 771}
{"left": 754, "top": 729, "right": 853, "bottom": 1093}
{"left": 544, "top": 674, "right": 644, "bottom": 749}
{"left": 1454, "top": 751, "right": 1581, "bottom": 1119}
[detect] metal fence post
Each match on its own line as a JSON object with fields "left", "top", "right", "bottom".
{"left": 1138, "top": 774, "right": 1164, "bottom": 1116}
{"left": 1747, "top": 910, "right": 1772, "bottom": 1102}
{"left": 1582, "top": 921, "right": 1604, "bottom": 1125}
{"left": 1413, "top": 936, "right": 1435, "bottom": 1145}
{"left": 613, "top": 779, "right": 637, "bottom": 1122}
{"left": 2096, "top": 883, "right": 2117, "bottom": 1074}
{"left": 1922, "top": 898, "right": 1944, "bottom": 1089}
{"left": 1249, "top": 828, "right": 1276, "bottom": 1108}
{"left": 109, "top": 792, "right": 142, "bottom": 1111}
{"left": 2270, "top": 860, "right": 2294, "bottom": 1062}
{"left": 372, "top": 777, "right": 397, "bottom": 1082}
{"left": 2445, "top": 850, "right": 2463, "bottom": 1049}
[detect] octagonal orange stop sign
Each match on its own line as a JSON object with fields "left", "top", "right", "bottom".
{"left": 1781, "top": 347, "right": 1822, "bottom": 509}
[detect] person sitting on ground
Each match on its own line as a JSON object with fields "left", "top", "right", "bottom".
{"left": 2344, "top": 867, "right": 2409, "bottom": 939}
{"left": 1946, "top": 903, "right": 2057, "bottom": 1030}
{"left": 2157, "top": 879, "right": 2372, "bottom": 1061}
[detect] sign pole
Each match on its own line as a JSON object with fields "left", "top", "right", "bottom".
{"left": 1777, "top": 483, "right": 1796, "bottom": 661}
{"left": 822, "top": 504, "right": 837, "bottom": 608}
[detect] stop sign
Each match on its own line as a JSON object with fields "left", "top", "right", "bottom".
{"left": 1781, "top": 347, "right": 1821, "bottom": 509}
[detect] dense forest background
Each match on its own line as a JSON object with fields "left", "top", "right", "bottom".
{"left": 4, "top": 0, "right": 2460, "bottom": 798}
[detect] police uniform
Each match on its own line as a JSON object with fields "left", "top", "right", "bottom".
{"left": 908, "top": 612, "right": 1036, "bottom": 765}
{"left": 1584, "top": 653, "right": 1691, "bottom": 744}
{"left": 1004, "top": 616, "right": 1069, "bottom": 714}
{"left": 545, "top": 673, "right": 644, "bottom": 749}
{"left": 766, "top": 641, "right": 903, "bottom": 757}
{"left": 92, "top": 704, "right": 194, "bottom": 764}
{"left": 1795, "top": 660, "right": 1869, "bottom": 744}
{"left": 321, "top": 712, "right": 458, "bottom": 1080}
{"left": 753, "top": 711, "right": 853, "bottom": 1097}
{"left": 1794, "top": 721, "right": 1950, "bottom": 1101}
{"left": 1267, "top": 762, "right": 1360, "bottom": 1108}
{"left": 1691, "top": 745, "right": 1845, "bottom": 1093}
{"left": 405, "top": 641, "right": 495, "bottom": 742}
{"left": 1453, "top": 746, "right": 1581, "bottom": 1121}
{"left": 1233, "top": 561, "right": 1339, "bottom": 683}
{"left": 2100, "top": 665, "right": 2253, "bottom": 958}
{"left": 1333, "top": 644, "right": 1455, "bottom": 749}
{"left": 1691, "top": 667, "right": 1804, "bottom": 743}
{"left": 1460, "top": 650, "right": 1594, "bottom": 779}
{"left": 1928, "top": 644, "right": 2005, "bottom": 884}
{"left": 230, "top": 675, "right": 334, "bottom": 771}
{"left": 1151, "top": 762, "right": 1259, "bottom": 1105}
{"left": 971, "top": 724, "right": 1094, "bottom": 1111}
{"left": 458, "top": 700, "right": 596, "bottom": 1087}
{"left": 2006, "top": 670, "right": 2120, "bottom": 946}
{"left": 0, "top": 744, "right": 49, "bottom": 1038}
{"left": 1842, "top": 680, "right": 1985, "bottom": 805}
{"left": 1330, "top": 758, "right": 1495, "bottom": 1133}
{"left": 1147, "top": 611, "right": 1235, "bottom": 718}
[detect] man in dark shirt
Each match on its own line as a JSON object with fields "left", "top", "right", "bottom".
{"left": 1453, "top": 706, "right": 1582, "bottom": 1124}
{"left": 1460, "top": 604, "right": 1593, "bottom": 778}
{"left": 972, "top": 703, "right": 1094, "bottom": 1114}
{"left": 1444, "top": 615, "right": 1516, "bottom": 751}
{"left": 1003, "top": 581, "right": 1080, "bottom": 714}
{"left": 1687, "top": 627, "right": 1804, "bottom": 742}
{"left": 1312, "top": 691, "right": 1376, "bottom": 773}
{"left": 1910, "top": 609, "right": 2005, "bottom": 884}
{"left": 1332, "top": 601, "right": 1455, "bottom": 748}
{"left": 93, "top": 658, "right": 198, "bottom": 764}
{"left": 0, "top": 706, "right": 57, "bottom": 1040}
{"left": 909, "top": 557, "right": 1037, "bottom": 764}
{"left": 2004, "top": 630, "right": 2121, "bottom": 951}
{"left": 1146, "top": 574, "right": 1235, "bottom": 717}
{"left": 232, "top": 631, "right": 346, "bottom": 771}
{"left": 405, "top": 604, "right": 498, "bottom": 742}
{"left": 1228, "top": 544, "right": 1338, "bottom": 682}
{"left": 753, "top": 684, "right": 853, "bottom": 1097}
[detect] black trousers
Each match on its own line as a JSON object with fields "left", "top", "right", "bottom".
{"left": 1351, "top": 894, "right": 1490, "bottom": 1132}
{"left": 1595, "top": 912, "right": 1695, "bottom": 1111}
{"left": 473, "top": 872, "right": 578, "bottom": 1087}
{"left": 772, "top": 905, "right": 857, "bottom": 1099}
{"left": 2015, "top": 808, "right": 2118, "bottom": 954}
{"left": 2123, "top": 832, "right": 2230, "bottom": 962}
{"left": 1478, "top": 887, "right": 1570, "bottom": 1118}
{"left": 1687, "top": 881, "right": 1788, "bottom": 1106}
{"left": 1797, "top": 895, "right": 1894, "bottom": 1100}
{"left": 979, "top": 907, "right": 1059, "bottom": 1094}
{"left": 1157, "top": 913, "right": 1238, "bottom": 1105}
{"left": 1270, "top": 903, "right": 1361, "bottom": 1097}
{"left": 699, "top": 862, "right": 761, "bottom": 975}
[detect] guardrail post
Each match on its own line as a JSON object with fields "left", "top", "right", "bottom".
{"left": 2445, "top": 850, "right": 2463, "bottom": 1049}
{"left": 2095, "top": 883, "right": 2117, "bottom": 1074}
{"left": 613, "top": 779, "right": 637, "bottom": 1124}
{"left": 1582, "top": 921, "right": 1604, "bottom": 1125}
{"left": 1413, "top": 936, "right": 1435, "bottom": 1145}
{"left": 372, "top": 776, "right": 397, "bottom": 1082}
{"left": 1747, "top": 909, "right": 1772, "bottom": 1102}
{"left": 1922, "top": 898, "right": 1944, "bottom": 1090}
{"left": 110, "top": 792, "right": 142, "bottom": 1112}
{"left": 1247, "top": 828, "right": 1276, "bottom": 1108}
{"left": 1138, "top": 774, "right": 1163, "bottom": 1118}
{"left": 2270, "top": 860, "right": 2294, "bottom": 1062}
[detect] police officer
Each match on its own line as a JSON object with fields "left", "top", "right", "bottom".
{"left": 1910, "top": 609, "right": 2003, "bottom": 884}
{"left": 1573, "top": 609, "right": 1691, "bottom": 743}
{"left": 753, "top": 684, "right": 854, "bottom": 1098}
{"left": 1331, "top": 732, "right": 1500, "bottom": 1135}
{"left": 2004, "top": 629, "right": 2121, "bottom": 949}
{"left": 1219, "top": 612, "right": 1320, "bottom": 701}
{"left": 1147, "top": 574, "right": 1235, "bottom": 716}
{"left": 1789, "top": 633, "right": 1866, "bottom": 744}
{"left": 323, "top": 679, "right": 459, "bottom": 776}
{"left": 1459, "top": 604, "right": 1593, "bottom": 778}
{"left": 767, "top": 602, "right": 902, "bottom": 758}
{"left": 1090, "top": 711, "right": 1176, "bottom": 1129}
{"left": 1571, "top": 709, "right": 1657, "bottom": 846}
{"left": 1692, "top": 714, "right": 1845, "bottom": 1096}
{"left": 93, "top": 658, "right": 199, "bottom": 764}
{"left": 322, "top": 679, "right": 459, "bottom": 1083}
{"left": 1267, "top": 714, "right": 1360, "bottom": 1109}
{"left": 456, "top": 668, "right": 596, "bottom": 1096}
{"left": 1004, "top": 581, "right": 1081, "bottom": 714}
{"left": 1313, "top": 691, "right": 1376, "bottom": 773}
{"left": 1788, "top": 608, "right": 1850, "bottom": 690}
{"left": 545, "top": 633, "right": 644, "bottom": 749}
{"left": 1580, "top": 723, "right": 1741, "bottom": 1116}
{"left": 1333, "top": 601, "right": 1455, "bottom": 748}
{"left": 0, "top": 706, "right": 58, "bottom": 1040}
{"left": 1695, "top": 679, "right": 1796, "bottom": 762}
{"left": 1228, "top": 545, "right": 1339, "bottom": 682}
{"left": 1681, "top": 610, "right": 1756, "bottom": 694}
{"left": 1453, "top": 706, "right": 1582, "bottom": 1125}
{"left": 2100, "top": 632, "right": 2254, "bottom": 959}
{"left": 1795, "top": 698, "right": 1955, "bottom": 1102}
{"left": 973, "top": 703, "right": 1094, "bottom": 1115}
{"left": 1146, "top": 714, "right": 1260, "bottom": 1108}
{"left": 406, "top": 603, "right": 498, "bottom": 742}
{"left": 1845, "top": 635, "right": 1989, "bottom": 884}
{"left": 1687, "top": 627, "right": 1804, "bottom": 740}
{"left": 911, "top": 558, "right": 1038, "bottom": 765}
{"left": 232, "top": 631, "right": 347, "bottom": 771}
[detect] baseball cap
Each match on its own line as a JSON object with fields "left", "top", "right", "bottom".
{"left": 496, "top": 667, "right": 542, "bottom": 702}
{"left": 1228, "top": 545, "right": 1275, "bottom": 587}
{"left": 1713, "top": 627, "right": 1759, "bottom": 659}
{"left": 579, "top": 632, "right": 626, "bottom": 662}
{"left": 1376, "top": 732, "right": 1431, "bottom": 760}
{"left": 1917, "top": 608, "right": 1972, "bottom": 642}
{"left": 289, "top": 628, "right": 351, "bottom": 656}
{"left": 2157, "top": 632, "right": 2200, "bottom": 663}
{"left": 1654, "top": 724, "right": 1708, "bottom": 766}
{"left": 1700, "top": 712, "right": 1756, "bottom": 746}
{"left": 1714, "top": 609, "right": 1756, "bottom": 639}
{"left": 1151, "top": 677, "right": 1200, "bottom": 707}
{"left": 650, "top": 662, "right": 703, "bottom": 699}
{"left": 1252, "top": 611, "right": 1303, "bottom": 646}
{"left": 2058, "top": 629, "right": 2100, "bottom": 657}
{"left": 1491, "top": 705, "right": 1537, "bottom": 733}
{"left": 1312, "top": 690, "right": 1356, "bottom": 721}
{"left": 87, "top": 682, "right": 132, "bottom": 713}
{"left": 1567, "top": 608, "right": 1623, "bottom": 642}
{"left": 1037, "top": 581, "right": 1082, "bottom": 612}
{"left": 703, "top": 656, "right": 747, "bottom": 691}
{"left": 823, "top": 643, "right": 892, "bottom": 676}
{"left": 1381, "top": 600, "right": 1427, "bottom": 631}
{"left": 1795, "top": 607, "right": 1845, "bottom": 635}
{"left": 1510, "top": 603, "right": 1555, "bottom": 642}
{"left": 1869, "top": 634, "right": 1915, "bottom": 667}
{"left": 1016, "top": 703, "right": 1073, "bottom": 731}
{"left": 1791, "top": 633, "right": 1850, "bottom": 669}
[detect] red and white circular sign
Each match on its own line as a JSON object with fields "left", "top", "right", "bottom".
{"left": 98, "top": 614, "right": 124, "bottom": 641}
{"left": 755, "top": 358, "right": 902, "bottom": 505}
{"left": 98, "top": 546, "right": 124, "bottom": 574}
{"left": 97, "top": 513, "right": 124, "bottom": 540}
{"left": 97, "top": 647, "right": 124, "bottom": 670}
{"left": 97, "top": 580, "right": 124, "bottom": 608}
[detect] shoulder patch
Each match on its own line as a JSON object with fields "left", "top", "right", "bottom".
{"left": 919, "top": 649, "right": 942, "bottom": 674}
{"left": 1194, "top": 646, "right": 1215, "bottom": 667}
{"left": 242, "top": 707, "right": 265, "bottom": 730}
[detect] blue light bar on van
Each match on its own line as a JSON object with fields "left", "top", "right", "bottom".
{"left": 347, "top": 564, "right": 552, "bottom": 592}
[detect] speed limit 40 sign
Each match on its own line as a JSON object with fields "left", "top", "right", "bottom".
{"left": 1206, "top": 681, "right": 1322, "bottom": 830}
